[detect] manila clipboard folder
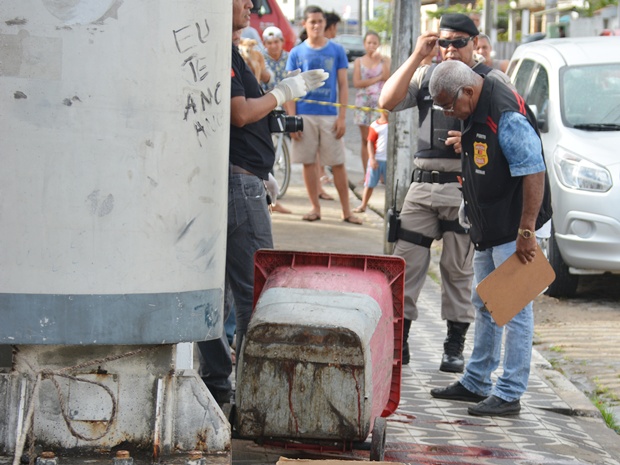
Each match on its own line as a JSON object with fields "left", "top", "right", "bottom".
{"left": 475, "top": 245, "right": 556, "bottom": 327}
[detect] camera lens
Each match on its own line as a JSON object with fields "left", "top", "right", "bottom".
{"left": 286, "top": 115, "right": 303, "bottom": 133}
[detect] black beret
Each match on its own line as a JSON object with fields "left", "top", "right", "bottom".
{"left": 439, "top": 13, "right": 479, "bottom": 37}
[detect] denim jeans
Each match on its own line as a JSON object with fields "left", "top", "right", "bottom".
{"left": 224, "top": 304, "right": 236, "bottom": 346}
{"left": 197, "top": 284, "right": 234, "bottom": 394}
{"left": 460, "top": 240, "right": 534, "bottom": 402}
{"left": 197, "top": 172, "right": 273, "bottom": 395}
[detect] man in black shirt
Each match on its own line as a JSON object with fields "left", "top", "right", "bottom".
{"left": 197, "top": 0, "right": 328, "bottom": 406}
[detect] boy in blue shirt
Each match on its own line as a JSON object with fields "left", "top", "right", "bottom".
{"left": 285, "top": 5, "right": 362, "bottom": 224}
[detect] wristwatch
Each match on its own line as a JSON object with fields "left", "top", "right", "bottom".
{"left": 518, "top": 228, "right": 534, "bottom": 239}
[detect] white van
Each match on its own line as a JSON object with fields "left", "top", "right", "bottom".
{"left": 507, "top": 37, "right": 620, "bottom": 297}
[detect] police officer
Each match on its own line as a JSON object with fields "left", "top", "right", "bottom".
{"left": 379, "top": 14, "right": 495, "bottom": 373}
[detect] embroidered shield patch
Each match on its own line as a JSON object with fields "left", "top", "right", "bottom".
{"left": 474, "top": 142, "right": 488, "bottom": 168}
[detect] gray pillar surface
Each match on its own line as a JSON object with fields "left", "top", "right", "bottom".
{"left": 0, "top": 0, "right": 230, "bottom": 345}
{"left": 384, "top": 0, "right": 419, "bottom": 254}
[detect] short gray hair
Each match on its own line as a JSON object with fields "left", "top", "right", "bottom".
{"left": 478, "top": 33, "right": 491, "bottom": 43}
{"left": 429, "top": 61, "right": 480, "bottom": 100}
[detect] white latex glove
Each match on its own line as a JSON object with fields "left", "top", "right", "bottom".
{"left": 264, "top": 173, "right": 279, "bottom": 206}
{"left": 269, "top": 68, "right": 329, "bottom": 106}
{"left": 458, "top": 198, "right": 471, "bottom": 230}
{"left": 300, "top": 69, "right": 329, "bottom": 91}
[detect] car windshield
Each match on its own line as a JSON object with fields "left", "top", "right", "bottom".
{"left": 561, "top": 64, "right": 620, "bottom": 130}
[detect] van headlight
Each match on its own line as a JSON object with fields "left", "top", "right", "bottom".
{"left": 553, "top": 147, "right": 612, "bottom": 192}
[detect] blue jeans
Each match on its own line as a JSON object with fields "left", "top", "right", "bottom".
{"left": 197, "top": 172, "right": 273, "bottom": 394}
{"left": 460, "top": 240, "right": 534, "bottom": 402}
{"left": 224, "top": 304, "right": 236, "bottom": 346}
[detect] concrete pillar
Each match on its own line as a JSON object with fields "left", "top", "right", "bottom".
{"left": 508, "top": 8, "right": 517, "bottom": 42}
{"left": 385, "top": 0, "right": 419, "bottom": 253}
{"left": 482, "top": 0, "right": 492, "bottom": 34}
{"left": 491, "top": 0, "right": 499, "bottom": 42}
{"left": 522, "top": 9, "right": 531, "bottom": 36}
{"left": 0, "top": 0, "right": 232, "bottom": 460}
{"left": 1, "top": 0, "right": 229, "bottom": 347}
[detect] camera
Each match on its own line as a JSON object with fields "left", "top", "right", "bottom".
{"left": 268, "top": 110, "right": 303, "bottom": 133}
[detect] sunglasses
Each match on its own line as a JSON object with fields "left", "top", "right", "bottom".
{"left": 438, "top": 36, "right": 475, "bottom": 49}
{"left": 432, "top": 87, "right": 462, "bottom": 112}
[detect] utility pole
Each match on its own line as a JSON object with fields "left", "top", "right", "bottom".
{"left": 359, "top": 0, "right": 363, "bottom": 35}
{"left": 360, "top": 0, "right": 370, "bottom": 35}
{"left": 384, "top": 0, "right": 420, "bottom": 253}
{"left": 545, "top": 0, "right": 556, "bottom": 32}
{"left": 481, "top": 0, "right": 492, "bottom": 34}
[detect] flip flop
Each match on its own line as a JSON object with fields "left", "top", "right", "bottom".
{"left": 302, "top": 212, "right": 321, "bottom": 222}
{"left": 352, "top": 206, "right": 366, "bottom": 213}
{"left": 343, "top": 215, "right": 363, "bottom": 225}
{"left": 319, "top": 192, "right": 334, "bottom": 201}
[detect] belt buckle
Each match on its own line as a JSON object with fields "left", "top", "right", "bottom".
{"left": 431, "top": 170, "right": 440, "bottom": 183}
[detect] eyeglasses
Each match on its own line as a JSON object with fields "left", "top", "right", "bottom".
{"left": 437, "top": 36, "right": 475, "bottom": 49}
{"left": 432, "top": 88, "right": 462, "bottom": 112}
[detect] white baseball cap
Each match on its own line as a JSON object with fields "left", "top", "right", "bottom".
{"left": 262, "top": 26, "right": 283, "bottom": 42}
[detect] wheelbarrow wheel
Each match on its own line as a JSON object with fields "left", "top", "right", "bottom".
{"left": 370, "top": 417, "right": 387, "bottom": 461}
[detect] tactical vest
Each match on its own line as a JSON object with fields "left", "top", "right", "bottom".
{"left": 461, "top": 74, "right": 553, "bottom": 250}
{"left": 416, "top": 62, "right": 493, "bottom": 159}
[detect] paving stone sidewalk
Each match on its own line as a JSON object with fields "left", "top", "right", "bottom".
{"left": 258, "top": 138, "right": 620, "bottom": 464}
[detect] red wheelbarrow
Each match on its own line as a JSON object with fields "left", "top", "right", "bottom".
{"left": 235, "top": 250, "right": 406, "bottom": 460}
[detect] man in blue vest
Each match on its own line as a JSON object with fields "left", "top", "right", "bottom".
{"left": 379, "top": 14, "right": 496, "bottom": 373}
{"left": 428, "top": 60, "right": 552, "bottom": 416}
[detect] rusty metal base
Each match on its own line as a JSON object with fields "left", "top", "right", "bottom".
{"left": 0, "top": 345, "right": 230, "bottom": 461}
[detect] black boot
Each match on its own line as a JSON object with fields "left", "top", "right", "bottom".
{"left": 402, "top": 318, "right": 412, "bottom": 365}
{"left": 439, "top": 321, "right": 470, "bottom": 373}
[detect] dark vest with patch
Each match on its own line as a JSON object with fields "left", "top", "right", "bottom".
{"left": 461, "top": 74, "right": 553, "bottom": 250}
{"left": 416, "top": 62, "right": 493, "bottom": 159}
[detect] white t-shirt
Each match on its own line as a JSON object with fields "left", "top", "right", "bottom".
{"left": 367, "top": 119, "right": 389, "bottom": 162}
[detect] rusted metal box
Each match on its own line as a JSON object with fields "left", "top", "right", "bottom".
{"left": 236, "top": 251, "right": 405, "bottom": 442}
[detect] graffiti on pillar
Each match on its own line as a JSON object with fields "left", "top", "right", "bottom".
{"left": 173, "top": 18, "right": 224, "bottom": 147}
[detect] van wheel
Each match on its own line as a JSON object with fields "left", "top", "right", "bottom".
{"left": 544, "top": 225, "right": 578, "bottom": 298}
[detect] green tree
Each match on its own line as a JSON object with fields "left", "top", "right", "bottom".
{"left": 365, "top": 0, "right": 393, "bottom": 40}
{"left": 578, "top": 0, "right": 618, "bottom": 17}
{"left": 427, "top": 5, "right": 477, "bottom": 20}
{"left": 428, "top": 1, "right": 514, "bottom": 42}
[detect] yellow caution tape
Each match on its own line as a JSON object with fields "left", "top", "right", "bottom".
{"left": 293, "top": 98, "right": 389, "bottom": 114}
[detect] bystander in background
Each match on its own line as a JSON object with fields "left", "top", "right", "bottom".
{"left": 286, "top": 5, "right": 361, "bottom": 224}
{"left": 353, "top": 109, "right": 389, "bottom": 213}
{"left": 300, "top": 11, "right": 343, "bottom": 198}
{"left": 476, "top": 34, "right": 508, "bottom": 73}
{"left": 352, "top": 31, "right": 390, "bottom": 178}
